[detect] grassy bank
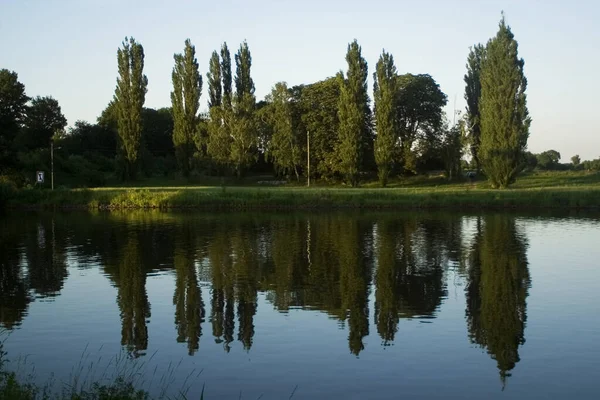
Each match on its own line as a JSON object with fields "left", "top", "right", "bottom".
{"left": 6, "top": 171, "right": 600, "bottom": 211}
{"left": 0, "top": 338, "right": 205, "bottom": 400}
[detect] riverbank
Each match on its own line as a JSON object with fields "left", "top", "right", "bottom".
{"left": 0, "top": 339, "right": 201, "bottom": 400}
{"left": 4, "top": 171, "right": 600, "bottom": 211}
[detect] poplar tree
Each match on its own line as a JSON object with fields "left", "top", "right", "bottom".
{"left": 207, "top": 51, "right": 222, "bottom": 108}
{"left": 337, "top": 40, "right": 369, "bottom": 187}
{"left": 230, "top": 40, "right": 257, "bottom": 178}
{"left": 267, "top": 82, "right": 301, "bottom": 180}
{"left": 479, "top": 15, "right": 531, "bottom": 188}
{"left": 206, "top": 44, "right": 232, "bottom": 172}
{"left": 464, "top": 44, "right": 485, "bottom": 171}
{"left": 221, "top": 43, "right": 233, "bottom": 109}
{"left": 373, "top": 50, "right": 398, "bottom": 187}
{"left": 171, "top": 39, "right": 202, "bottom": 176}
{"left": 114, "top": 37, "right": 148, "bottom": 180}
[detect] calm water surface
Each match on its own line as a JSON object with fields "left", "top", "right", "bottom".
{"left": 0, "top": 211, "right": 599, "bottom": 399}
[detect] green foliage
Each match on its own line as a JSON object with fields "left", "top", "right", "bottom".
{"left": 142, "top": 108, "right": 174, "bottom": 159}
{"left": 265, "top": 82, "right": 302, "bottom": 180}
{"left": 373, "top": 50, "right": 398, "bottom": 187}
{"left": 521, "top": 151, "right": 538, "bottom": 171}
{"left": 395, "top": 74, "right": 447, "bottom": 173}
{"left": 536, "top": 149, "right": 561, "bottom": 170}
{"left": 0, "top": 69, "right": 29, "bottom": 166}
{"left": 206, "top": 106, "right": 232, "bottom": 172}
{"left": 171, "top": 39, "right": 202, "bottom": 177}
{"left": 220, "top": 43, "right": 232, "bottom": 109}
{"left": 206, "top": 44, "right": 233, "bottom": 174}
{"left": 479, "top": 16, "right": 531, "bottom": 188}
{"left": 207, "top": 51, "right": 222, "bottom": 108}
{"left": 114, "top": 37, "right": 148, "bottom": 180}
{"left": 295, "top": 77, "right": 340, "bottom": 181}
{"left": 466, "top": 215, "right": 530, "bottom": 383}
{"left": 464, "top": 44, "right": 485, "bottom": 171}
{"left": 582, "top": 157, "right": 600, "bottom": 171}
{"left": 230, "top": 41, "right": 257, "bottom": 178}
{"left": 10, "top": 170, "right": 600, "bottom": 211}
{"left": 571, "top": 154, "right": 581, "bottom": 168}
{"left": 15, "top": 96, "right": 67, "bottom": 151}
{"left": 337, "top": 40, "right": 370, "bottom": 187}
{"left": 440, "top": 123, "right": 463, "bottom": 180}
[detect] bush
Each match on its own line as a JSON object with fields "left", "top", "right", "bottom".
{"left": 63, "top": 155, "right": 107, "bottom": 187}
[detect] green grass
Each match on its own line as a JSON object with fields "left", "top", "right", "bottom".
{"left": 0, "top": 335, "right": 206, "bottom": 400}
{"left": 7, "top": 171, "right": 600, "bottom": 211}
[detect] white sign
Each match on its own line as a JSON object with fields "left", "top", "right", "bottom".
{"left": 36, "top": 171, "right": 45, "bottom": 183}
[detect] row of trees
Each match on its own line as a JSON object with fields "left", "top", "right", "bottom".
{"left": 2, "top": 14, "right": 599, "bottom": 187}
{"left": 109, "top": 36, "right": 451, "bottom": 185}
{"left": 112, "top": 13, "right": 530, "bottom": 187}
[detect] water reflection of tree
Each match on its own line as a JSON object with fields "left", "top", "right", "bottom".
{"left": 374, "top": 217, "right": 451, "bottom": 345}
{"left": 208, "top": 227, "right": 236, "bottom": 352}
{"left": 466, "top": 215, "right": 530, "bottom": 386}
{"left": 0, "top": 219, "right": 31, "bottom": 329}
{"left": 338, "top": 218, "right": 372, "bottom": 356}
{"left": 264, "top": 216, "right": 375, "bottom": 355}
{"left": 208, "top": 222, "right": 261, "bottom": 352}
{"left": 232, "top": 228, "right": 259, "bottom": 351}
{"left": 115, "top": 233, "right": 151, "bottom": 358}
{"left": 24, "top": 218, "right": 68, "bottom": 298}
{"left": 173, "top": 224, "right": 204, "bottom": 355}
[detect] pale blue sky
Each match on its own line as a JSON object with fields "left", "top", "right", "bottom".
{"left": 1, "top": 0, "right": 598, "bottom": 160}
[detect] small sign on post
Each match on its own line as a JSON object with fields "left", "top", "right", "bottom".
{"left": 36, "top": 171, "right": 45, "bottom": 184}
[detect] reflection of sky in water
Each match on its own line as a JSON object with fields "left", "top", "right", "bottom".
{"left": 1, "top": 214, "right": 599, "bottom": 400}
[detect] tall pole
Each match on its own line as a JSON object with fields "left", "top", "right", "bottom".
{"left": 307, "top": 130, "right": 310, "bottom": 187}
{"left": 51, "top": 140, "right": 54, "bottom": 190}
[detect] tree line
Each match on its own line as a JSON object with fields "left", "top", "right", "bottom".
{"left": 1, "top": 14, "right": 598, "bottom": 188}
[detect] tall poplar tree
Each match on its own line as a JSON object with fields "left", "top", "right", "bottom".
{"left": 231, "top": 40, "right": 257, "bottom": 178}
{"left": 267, "top": 82, "right": 301, "bottom": 180}
{"left": 114, "top": 37, "right": 148, "bottom": 180}
{"left": 221, "top": 43, "right": 233, "bottom": 109}
{"left": 373, "top": 50, "right": 398, "bottom": 187}
{"left": 171, "top": 39, "right": 202, "bottom": 176}
{"left": 207, "top": 51, "right": 222, "bottom": 109}
{"left": 464, "top": 44, "right": 485, "bottom": 172}
{"left": 337, "top": 40, "right": 369, "bottom": 187}
{"left": 206, "top": 44, "right": 232, "bottom": 172}
{"left": 479, "top": 15, "right": 531, "bottom": 188}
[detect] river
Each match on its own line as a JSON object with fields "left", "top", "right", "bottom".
{"left": 0, "top": 211, "right": 598, "bottom": 399}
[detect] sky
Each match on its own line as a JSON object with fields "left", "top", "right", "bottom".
{"left": 1, "top": 0, "right": 599, "bottom": 160}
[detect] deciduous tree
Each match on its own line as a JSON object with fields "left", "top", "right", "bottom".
{"left": 114, "top": 37, "right": 148, "bottom": 180}
{"left": 18, "top": 96, "right": 67, "bottom": 151}
{"left": 395, "top": 74, "right": 447, "bottom": 173}
{"left": 479, "top": 15, "right": 531, "bottom": 188}
{"left": 0, "top": 69, "right": 29, "bottom": 166}
{"left": 337, "top": 40, "right": 369, "bottom": 187}
{"left": 266, "top": 82, "right": 302, "bottom": 180}
{"left": 230, "top": 41, "right": 257, "bottom": 178}
{"left": 373, "top": 50, "right": 398, "bottom": 186}
{"left": 464, "top": 44, "right": 485, "bottom": 172}
{"left": 171, "top": 39, "right": 202, "bottom": 176}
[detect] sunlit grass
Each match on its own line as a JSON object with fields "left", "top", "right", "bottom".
{"left": 7, "top": 170, "right": 600, "bottom": 211}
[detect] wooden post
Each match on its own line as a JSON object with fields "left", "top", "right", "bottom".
{"left": 307, "top": 130, "right": 310, "bottom": 187}
{"left": 51, "top": 141, "right": 54, "bottom": 190}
